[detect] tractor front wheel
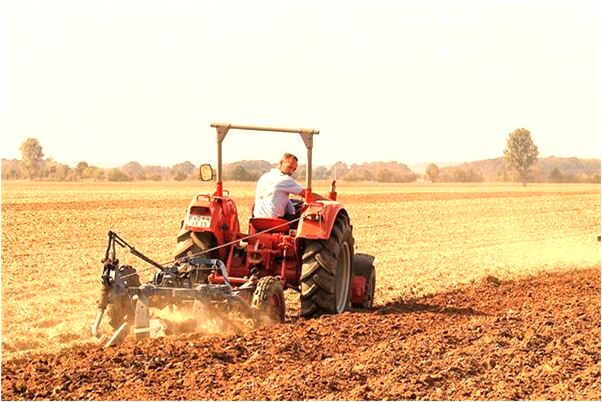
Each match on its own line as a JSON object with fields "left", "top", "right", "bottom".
{"left": 300, "top": 214, "right": 354, "bottom": 317}
{"left": 251, "top": 276, "right": 285, "bottom": 326}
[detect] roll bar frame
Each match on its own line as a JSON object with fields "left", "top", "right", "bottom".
{"left": 210, "top": 123, "right": 320, "bottom": 202}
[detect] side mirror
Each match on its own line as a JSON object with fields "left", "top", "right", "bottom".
{"left": 199, "top": 164, "right": 214, "bottom": 181}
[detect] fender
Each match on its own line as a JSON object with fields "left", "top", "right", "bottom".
{"left": 296, "top": 201, "right": 348, "bottom": 241}
{"left": 180, "top": 192, "right": 240, "bottom": 260}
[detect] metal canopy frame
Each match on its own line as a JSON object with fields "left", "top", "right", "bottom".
{"left": 210, "top": 123, "right": 320, "bottom": 201}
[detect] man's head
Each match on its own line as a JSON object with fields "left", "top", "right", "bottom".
{"left": 278, "top": 153, "right": 298, "bottom": 176}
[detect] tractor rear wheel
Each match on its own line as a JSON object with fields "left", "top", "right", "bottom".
{"left": 174, "top": 230, "right": 217, "bottom": 260}
{"left": 107, "top": 265, "right": 140, "bottom": 331}
{"left": 251, "top": 276, "right": 285, "bottom": 326}
{"left": 351, "top": 253, "right": 376, "bottom": 309}
{"left": 300, "top": 214, "right": 354, "bottom": 317}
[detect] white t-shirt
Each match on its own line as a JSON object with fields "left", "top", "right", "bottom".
{"left": 253, "top": 168, "right": 303, "bottom": 218}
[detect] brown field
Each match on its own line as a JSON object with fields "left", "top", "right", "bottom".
{"left": 1, "top": 180, "right": 600, "bottom": 400}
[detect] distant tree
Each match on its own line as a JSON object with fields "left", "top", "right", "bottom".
{"left": 453, "top": 168, "right": 467, "bottom": 182}
{"left": 144, "top": 165, "right": 171, "bottom": 181}
{"left": 313, "top": 166, "right": 329, "bottom": 180}
{"left": 121, "top": 161, "right": 145, "bottom": 180}
{"left": 548, "top": 168, "right": 564, "bottom": 183}
{"left": 425, "top": 163, "right": 440, "bottom": 182}
{"left": 19, "top": 138, "right": 44, "bottom": 179}
{"left": 342, "top": 161, "right": 414, "bottom": 182}
{"left": 173, "top": 171, "right": 187, "bottom": 181}
{"left": 396, "top": 172, "right": 418, "bottom": 183}
{"left": 44, "top": 158, "right": 56, "bottom": 177}
{"left": 329, "top": 162, "right": 350, "bottom": 178}
{"left": 45, "top": 158, "right": 71, "bottom": 181}
{"left": 461, "top": 168, "right": 482, "bottom": 182}
{"left": 1, "top": 159, "right": 21, "bottom": 179}
{"left": 351, "top": 168, "right": 373, "bottom": 181}
{"left": 376, "top": 168, "right": 393, "bottom": 182}
{"left": 230, "top": 165, "right": 253, "bottom": 181}
{"left": 591, "top": 174, "right": 601, "bottom": 183}
{"left": 504, "top": 128, "right": 539, "bottom": 186}
{"left": 59, "top": 165, "right": 73, "bottom": 180}
{"left": 224, "top": 162, "right": 266, "bottom": 181}
{"left": 437, "top": 166, "right": 482, "bottom": 183}
{"left": 223, "top": 160, "right": 270, "bottom": 181}
{"left": 172, "top": 161, "right": 196, "bottom": 180}
{"left": 83, "top": 165, "right": 105, "bottom": 181}
{"left": 107, "top": 168, "right": 132, "bottom": 182}
{"left": 75, "top": 161, "right": 89, "bottom": 179}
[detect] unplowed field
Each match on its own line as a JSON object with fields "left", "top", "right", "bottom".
{"left": 2, "top": 181, "right": 600, "bottom": 400}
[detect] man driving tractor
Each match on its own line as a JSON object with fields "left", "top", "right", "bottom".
{"left": 253, "top": 153, "right": 305, "bottom": 220}
{"left": 253, "top": 153, "right": 327, "bottom": 220}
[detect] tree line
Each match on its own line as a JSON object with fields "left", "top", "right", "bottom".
{"left": 224, "top": 160, "right": 418, "bottom": 183}
{"left": 3, "top": 131, "right": 600, "bottom": 184}
{"left": 428, "top": 156, "right": 600, "bottom": 184}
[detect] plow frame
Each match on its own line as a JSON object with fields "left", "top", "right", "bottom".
{"left": 92, "top": 232, "right": 259, "bottom": 344}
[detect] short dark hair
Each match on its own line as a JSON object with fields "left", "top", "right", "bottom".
{"left": 279, "top": 153, "right": 298, "bottom": 166}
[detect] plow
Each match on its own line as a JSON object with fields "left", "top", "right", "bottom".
{"left": 92, "top": 123, "right": 376, "bottom": 345}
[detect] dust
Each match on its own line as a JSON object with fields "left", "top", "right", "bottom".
{"left": 143, "top": 303, "right": 256, "bottom": 339}
{"left": 252, "top": 309, "right": 280, "bottom": 328}
{"left": 137, "top": 300, "right": 280, "bottom": 341}
{"left": 2, "top": 313, "right": 94, "bottom": 361}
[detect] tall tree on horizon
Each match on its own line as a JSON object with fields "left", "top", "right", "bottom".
{"left": 19, "top": 138, "right": 44, "bottom": 180}
{"left": 504, "top": 128, "right": 539, "bottom": 187}
{"left": 425, "top": 163, "right": 440, "bottom": 182}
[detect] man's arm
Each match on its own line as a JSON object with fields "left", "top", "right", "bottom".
{"left": 280, "top": 178, "right": 327, "bottom": 201}
{"left": 299, "top": 189, "right": 327, "bottom": 200}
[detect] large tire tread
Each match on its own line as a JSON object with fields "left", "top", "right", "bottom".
{"left": 302, "top": 242, "right": 322, "bottom": 260}
{"left": 251, "top": 276, "right": 285, "bottom": 325}
{"left": 300, "top": 214, "right": 354, "bottom": 317}
{"left": 300, "top": 261, "right": 321, "bottom": 282}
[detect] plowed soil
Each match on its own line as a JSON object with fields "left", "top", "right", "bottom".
{"left": 2, "top": 267, "right": 599, "bottom": 401}
{"left": 2, "top": 181, "right": 600, "bottom": 400}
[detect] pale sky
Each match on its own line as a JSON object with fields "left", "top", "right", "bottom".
{"left": 1, "top": 0, "right": 600, "bottom": 168}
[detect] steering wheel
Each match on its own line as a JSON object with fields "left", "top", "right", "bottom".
{"left": 290, "top": 198, "right": 303, "bottom": 215}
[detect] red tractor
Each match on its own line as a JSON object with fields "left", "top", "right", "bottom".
{"left": 93, "top": 123, "right": 375, "bottom": 342}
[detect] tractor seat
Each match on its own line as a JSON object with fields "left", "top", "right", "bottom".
{"left": 249, "top": 217, "right": 290, "bottom": 234}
